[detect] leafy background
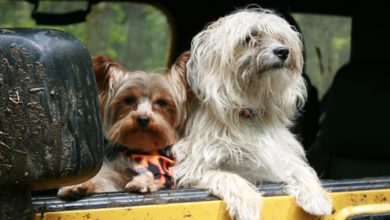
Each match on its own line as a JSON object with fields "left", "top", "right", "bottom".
{"left": 293, "top": 14, "right": 351, "bottom": 98}
{"left": 0, "top": 1, "right": 170, "bottom": 73}
{"left": 0, "top": 1, "right": 351, "bottom": 99}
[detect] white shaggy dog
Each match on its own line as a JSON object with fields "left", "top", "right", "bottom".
{"left": 171, "top": 7, "right": 333, "bottom": 220}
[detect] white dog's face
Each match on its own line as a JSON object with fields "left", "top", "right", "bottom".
{"left": 187, "top": 8, "right": 306, "bottom": 126}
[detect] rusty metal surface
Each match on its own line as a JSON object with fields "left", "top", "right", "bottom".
{"left": 0, "top": 189, "right": 34, "bottom": 220}
{"left": 32, "top": 177, "right": 390, "bottom": 213}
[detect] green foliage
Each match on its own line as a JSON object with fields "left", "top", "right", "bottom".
{"left": 332, "top": 36, "right": 350, "bottom": 50}
{"left": 0, "top": 1, "right": 170, "bottom": 72}
{"left": 144, "top": 5, "right": 170, "bottom": 69}
{"left": 0, "top": 1, "right": 351, "bottom": 97}
{"left": 293, "top": 13, "right": 351, "bottom": 99}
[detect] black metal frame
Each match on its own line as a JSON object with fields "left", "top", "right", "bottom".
{"left": 33, "top": 177, "right": 390, "bottom": 213}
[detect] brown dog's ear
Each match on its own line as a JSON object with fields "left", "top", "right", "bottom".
{"left": 92, "top": 55, "right": 129, "bottom": 123}
{"left": 167, "top": 51, "right": 191, "bottom": 104}
{"left": 167, "top": 51, "right": 194, "bottom": 133}
{"left": 92, "top": 55, "right": 127, "bottom": 93}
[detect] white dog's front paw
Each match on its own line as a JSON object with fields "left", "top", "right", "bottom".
{"left": 295, "top": 190, "right": 333, "bottom": 216}
{"left": 225, "top": 188, "right": 262, "bottom": 220}
{"left": 200, "top": 171, "right": 263, "bottom": 220}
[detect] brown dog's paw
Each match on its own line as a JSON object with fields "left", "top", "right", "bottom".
{"left": 57, "top": 183, "right": 94, "bottom": 200}
{"left": 125, "top": 173, "right": 160, "bottom": 193}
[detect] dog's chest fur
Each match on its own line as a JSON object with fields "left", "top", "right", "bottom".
{"left": 182, "top": 109, "right": 289, "bottom": 183}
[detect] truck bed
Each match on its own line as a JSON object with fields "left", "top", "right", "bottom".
{"left": 33, "top": 177, "right": 390, "bottom": 220}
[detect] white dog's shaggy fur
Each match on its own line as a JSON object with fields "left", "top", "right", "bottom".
{"left": 171, "top": 7, "right": 333, "bottom": 220}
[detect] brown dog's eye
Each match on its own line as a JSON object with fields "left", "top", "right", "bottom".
{"left": 124, "top": 96, "right": 137, "bottom": 105}
{"left": 155, "top": 99, "right": 167, "bottom": 108}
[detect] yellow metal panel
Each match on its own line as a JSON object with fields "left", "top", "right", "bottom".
{"left": 35, "top": 189, "right": 390, "bottom": 220}
{"left": 38, "top": 201, "right": 229, "bottom": 220}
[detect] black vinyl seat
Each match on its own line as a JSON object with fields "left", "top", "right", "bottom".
{"left": 308, "top": 6, "right": 390, "bottom": 179}
{"left": 308, "top": 63, "right": 390, "bottom": 179}
{"left": 292, "top": 73, "right": 320, "bottom": 150}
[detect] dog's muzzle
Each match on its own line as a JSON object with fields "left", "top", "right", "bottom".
{"left": 271, "top": 46, "right": 289, "bottom": 68}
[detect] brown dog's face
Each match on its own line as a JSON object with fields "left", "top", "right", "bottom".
{"left": 93, "top": 56, "right": 179, "bottom": 152}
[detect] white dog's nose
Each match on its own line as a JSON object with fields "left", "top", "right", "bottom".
{"left": 273, "top": 46, "right": 289, "bottom": 61}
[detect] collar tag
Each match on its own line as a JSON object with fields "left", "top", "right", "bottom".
{"left": 239, "top": 108, "right": 256, "bottom": 118}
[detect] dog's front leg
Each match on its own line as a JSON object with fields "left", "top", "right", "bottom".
{"left": 57, "top": 179, "right": 100, "bottom": 199}
{"left": 57, "top": 164, "right": 123, "bottom": 199}
{"left": 281, "top": 155, "right": 333, "bottom": 216}
{"left": 199, "top": 170, "right": 263, "bottom": 220}
{"left": 125, "top": 173, "right": 160, "bottom": 193}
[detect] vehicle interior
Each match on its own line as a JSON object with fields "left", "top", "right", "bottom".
{"left": 0, "top": 0, "right": 389, "bottom": 218}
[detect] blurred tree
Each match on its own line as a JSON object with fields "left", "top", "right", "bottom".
{"left": 0, "top": 1, "right": 350, "bottom": 93}
{"left": 0, "top": 1, "right": 170, "bottom": 72}
{"left": 293, "top": 14, "right": 351, "bottom": 99}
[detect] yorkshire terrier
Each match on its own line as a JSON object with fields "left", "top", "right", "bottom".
{"left": 58, "top": 54, "right": 189, "bottom": 198}
{"left": 171, "top": 7, "right": 333, "bottom": 220}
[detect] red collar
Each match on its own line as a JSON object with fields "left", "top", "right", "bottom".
{"left": 238, "top": 108, "right": 257, "bottom": 118}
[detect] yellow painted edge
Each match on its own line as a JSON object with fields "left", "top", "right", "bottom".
{"left": 334, "top": 203, "right": 390, "bottom": 220}
{"left": 35, "top": 189, "right": 390, "bottom": 220}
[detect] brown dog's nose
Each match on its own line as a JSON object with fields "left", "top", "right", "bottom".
{"left": 273, "top": 46, "right": 289, "bottom": 61}
{"left": 137, "top": 115, "right": 150, "bottom": 128}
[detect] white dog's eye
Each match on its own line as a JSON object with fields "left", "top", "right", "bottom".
{"left": 244, "top": 36, "right": 252, "bottom": 45}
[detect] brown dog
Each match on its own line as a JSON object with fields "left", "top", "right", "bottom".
{"left": 58, "top": 53, "right": 190, "bottom": 198}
